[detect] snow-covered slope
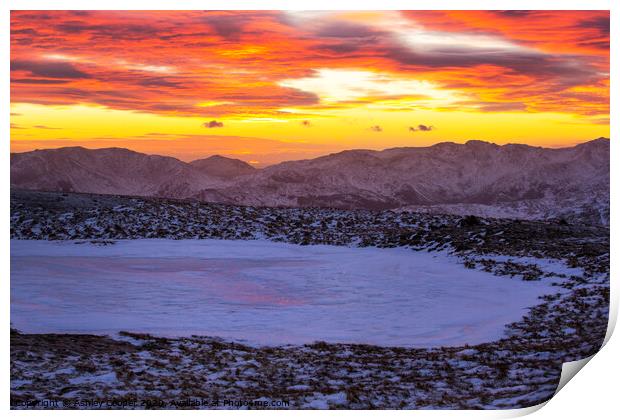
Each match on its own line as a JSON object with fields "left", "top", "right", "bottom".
{"left": 190, "top": 155, "right": 256, "bottom": 178}
{"left": 10, "top": 147, "right": 225, "bottom": 199}
{"left": 10, "top": 138, "right": 609, "bottom": 224}
{"left": 197, "top": 138, "right": 609, "bottom": 224}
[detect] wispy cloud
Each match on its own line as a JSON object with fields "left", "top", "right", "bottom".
{"left": 33, "top": 125, "right": 61, "bottom": 129}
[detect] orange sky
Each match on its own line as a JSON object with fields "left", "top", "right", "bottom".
{"left": 10, "top": 10, "right": 609, "bottom": 166}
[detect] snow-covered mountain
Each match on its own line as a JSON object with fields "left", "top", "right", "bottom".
{"left": 190, "top": 155, "right": 257, "bottom": 179}
{"left": 10, "top": 138, "right": 609, "bottom": 225}
{"left": 10, "top": 147, "right": 224, "bottom": 199}
{"left": 196, "top": 138, "right": 609, "bottom": 224}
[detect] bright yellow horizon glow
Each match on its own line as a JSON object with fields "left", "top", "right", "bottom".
{"left": 10, "top": 102, "right": 608, "bottom": 166}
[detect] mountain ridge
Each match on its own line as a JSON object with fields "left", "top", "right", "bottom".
{"left": 10, "top": 138, "right": 609, "bottom": 225}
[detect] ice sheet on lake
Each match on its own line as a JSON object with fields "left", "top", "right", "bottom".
{"left": 11, "top": 239, "right": 559, "bottom": 347}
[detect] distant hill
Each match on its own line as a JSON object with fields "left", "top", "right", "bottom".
{"left": 190, "top": 155, "right": 256, "bottom": 178}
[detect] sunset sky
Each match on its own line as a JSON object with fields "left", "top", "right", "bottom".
{"left": 10, "top": 10, "right": 609, "bottom": 166}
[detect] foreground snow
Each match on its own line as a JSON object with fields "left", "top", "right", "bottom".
{"left": 11, "top": 239, "right": 558, "bottom": 347}
{"left": 10, "top": 192, "right": 609, "bottom": 409}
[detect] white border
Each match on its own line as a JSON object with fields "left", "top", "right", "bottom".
{"left": 3, "top": 1, "right": 617, "bottom": 418}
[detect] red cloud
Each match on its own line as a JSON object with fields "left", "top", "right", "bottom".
{"left": 10, "top": 10, "right": 609, "bottom": 119}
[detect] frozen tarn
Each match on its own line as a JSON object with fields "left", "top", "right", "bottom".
{"left": 11, "top": 239, "right": 561, "bottom": 347}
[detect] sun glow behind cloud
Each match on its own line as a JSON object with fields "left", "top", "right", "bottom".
{"left": 279, "top": 69, "right": 463, "bottom": 107}
{"left": 10, "top": 10, "right": 609, "bottom": 163}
